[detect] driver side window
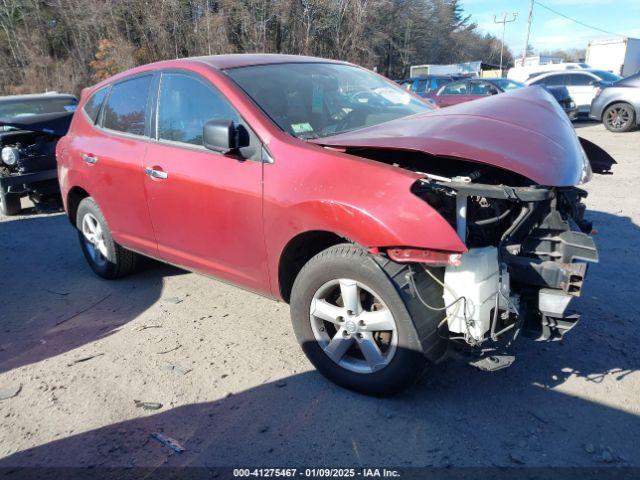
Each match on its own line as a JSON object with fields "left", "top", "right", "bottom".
{"left": 157, "top": 72, "right": 241, "bottom": 146}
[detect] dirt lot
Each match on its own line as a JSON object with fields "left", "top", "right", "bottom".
{"left": 0, "top": 121, "right": 638, "bottom": 470}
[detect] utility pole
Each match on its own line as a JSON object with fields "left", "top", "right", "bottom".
{"left": 494, "top": 12, "right": 518, "bottom": 75}
{"left": 521, "top": 0, "right": 534, "bottom": 66}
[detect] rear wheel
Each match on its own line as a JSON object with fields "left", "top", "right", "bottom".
{"left": 0, "top": 189, "right": 21, "bottom": 216}
{"left": 603, "top": 102, "right": 636, "bottom": 132}
{"left": 290, "top": 244, "right": 447, "bottom": 396}
{"left": 76, "top": 197, "right": 138, "bottom": 278}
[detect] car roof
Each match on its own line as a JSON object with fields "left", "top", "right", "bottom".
{"left": 87, "top": 54, "right": 352, "bottom": 94}
{"left": 192, "top": 54, "right": 347, "bottom": 70}
{"left": 531, "top": 69, "right": 599, "bottom": 79}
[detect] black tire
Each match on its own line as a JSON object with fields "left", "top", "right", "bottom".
{"left": 0, "top": 189, "right": 21, "bottom": 216}
{"left": 76, "top": 197, "right": 138, "bottom": 279}
{"left": 290, "top": 243, "right": 447, "bottom": 396}
{"left": 603, "top": 102, "right": 636, "bottom": 132}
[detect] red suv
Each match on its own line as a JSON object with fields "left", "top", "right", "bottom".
{"left": 57, "top": 55, "right": 610, "bottom": 395}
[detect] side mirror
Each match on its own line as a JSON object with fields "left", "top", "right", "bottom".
{"left": 203, "top": 119, "right": 249, "bottom": 154}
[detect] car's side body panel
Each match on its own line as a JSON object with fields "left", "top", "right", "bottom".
{"left": 262, "top": 137, "right": 467, "bottom": 297}
{"left": 143, "top": 141, "right": 268, "bottom": 293}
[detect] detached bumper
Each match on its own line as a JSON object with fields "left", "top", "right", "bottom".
{"left": 0, "top": 168, "right": 58, "bottom": 190}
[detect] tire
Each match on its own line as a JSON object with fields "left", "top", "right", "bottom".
{"left": 76, "top": 197, "right": 138, "bottom": 279}
{"left": 603, "top": 102, "right": 636, "bottom": 132}
{"left": 0, "top": 189, "right": 21, "bottom": 216}
{"left": 290, "top": 243, "right": 447, "bottom": 396}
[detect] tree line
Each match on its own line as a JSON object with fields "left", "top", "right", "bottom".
{"left": 0, "top": 0, "right": 514, "bottom": 96}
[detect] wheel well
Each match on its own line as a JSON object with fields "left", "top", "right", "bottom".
{"left": 278, "top": 230, "right": 345, "bottom": 303}
{"left": 66, "top": 187, "right": 90, "bottom": 226}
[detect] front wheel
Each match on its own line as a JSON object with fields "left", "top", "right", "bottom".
{"left": 603, "top": 102, "right": 636, "bottom": 132}
{"left": 76, "top": 197, "right": 138, "bottom": 279}
{"left": 290, "top": 244, "right": 447, "bottom": 396}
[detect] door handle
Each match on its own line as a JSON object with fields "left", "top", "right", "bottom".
{"left": 82, "top": 153, "right": 98, "bottom": 164}
{"left": 144, "top": 166, "right": 168, "bottom": 180}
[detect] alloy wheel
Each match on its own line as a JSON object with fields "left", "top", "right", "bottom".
{"left": 606, "top": 105, "right": 631, "bottom": 130}
{"left": 309, "top": 278, "right": 398, "bottom": 374}
{"left": 81, "top": 212, "right": 108, "bottom": 266}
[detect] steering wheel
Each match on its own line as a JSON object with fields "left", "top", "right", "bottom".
{"left": 334, "top": 107, "right": 370, "bottom": 133}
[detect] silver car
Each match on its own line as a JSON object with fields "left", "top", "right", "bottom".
{"left": 590, "top": 73, "right": 640, "bottom": 132}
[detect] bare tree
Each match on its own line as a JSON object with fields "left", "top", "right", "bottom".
{"left": 0, "top": 0, "right": 515, "bottom": 95}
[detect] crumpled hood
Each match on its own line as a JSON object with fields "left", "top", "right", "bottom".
{"left": 312, "top": 86, "right": 585, "bottom": 186}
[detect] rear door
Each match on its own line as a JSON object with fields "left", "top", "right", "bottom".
{"left": 565, "top": 73, "right": 598, "bottom": 113}
{"left": 71, "top": 74, "right": 158, "bottom": 255}
{"left": 142, "top": 70, "right": 268, "bottom": 291}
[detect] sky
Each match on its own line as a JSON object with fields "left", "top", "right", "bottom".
{"left": 461, "top": 0, "right": 640, "bottom": 58}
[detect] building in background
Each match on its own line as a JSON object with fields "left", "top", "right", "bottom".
{"left": 586, "top": 38, "right": 640, "bottom": 77}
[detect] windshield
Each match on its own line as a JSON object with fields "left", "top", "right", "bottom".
{"left": 592, "top": 70, "right": 622, "bottom": 83}
{"left": 0, "top": 96, "right": 77, "bottom": 119}
{"left": 226, "top": 63, "right": 434, "bottom": 139}
{"left": 491, "top": 79, "right": 524, "bottom": 91}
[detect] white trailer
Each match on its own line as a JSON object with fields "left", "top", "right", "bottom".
{"left": 586, "top": 37, "right": 640, "bottom": 77}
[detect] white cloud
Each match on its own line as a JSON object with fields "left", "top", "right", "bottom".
{"left": 543, "top": 17, "right": 573, "bottom": 30}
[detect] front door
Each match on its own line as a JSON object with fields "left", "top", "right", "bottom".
{"left": 142, "top": 71, "right": 268, "bottom": 292}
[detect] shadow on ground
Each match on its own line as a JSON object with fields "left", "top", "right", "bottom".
{"left": 0, "top": 214, "right": 185, "bottom": 373}
{"left": 0, "top": 208, "right": 638, "bottom": 468}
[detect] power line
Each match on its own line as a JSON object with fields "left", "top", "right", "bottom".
{"left": 533, "top": 1, "right": 625, "bottom": 38}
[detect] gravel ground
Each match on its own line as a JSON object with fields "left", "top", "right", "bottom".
{"left": 0, "top": 121, "right": 638, "bottom": 470}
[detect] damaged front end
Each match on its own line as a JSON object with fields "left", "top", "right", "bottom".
{"left": 312, "top": 87, "right": 616, "bottom": 357}
{"left": 412, "top": 170, "right": 598, "bottom": 347}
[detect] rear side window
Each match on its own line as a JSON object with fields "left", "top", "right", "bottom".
{"left": 469, "top": 82, "right": 496, "bottom": 95}
{"left": 567, "top": 74, "right": 592, "bottom": 86}
{"left": 535, "top": 74, "right": 566, "bottom": 87}
{"left": 83, "top": 87, "right": 109, "bottom": 123}
{"left": 441, "top": 81, "right": 468, "bottom": 95}
{"left": 103, "top": 75, "right": 152, "bottom": 136}
{"left": 157, "top": 72, "right": 241, "bottom": 146}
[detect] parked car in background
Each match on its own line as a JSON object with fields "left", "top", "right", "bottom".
{"left": 525, "top": 69, "right": 622, "bottom": 114}
{"left": 425, "top": 78, "right": 503, "bottom": 107}
{"left": 58, "top": 54, "right": 611, "bottom": 395}
{"left": 0, "top": 93, "right": 77, "bottom": 215}
{"left": 426, "top": 78, "right": 577, "bottom": 118}
{"left": 397, "top": 75, "right": 461, "bottom": 98}
{"left": 508, "top": 62, "right": 591, "bottom": 83}
{"left": 590, "top": 72, "right": 640, "bottom": 132}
